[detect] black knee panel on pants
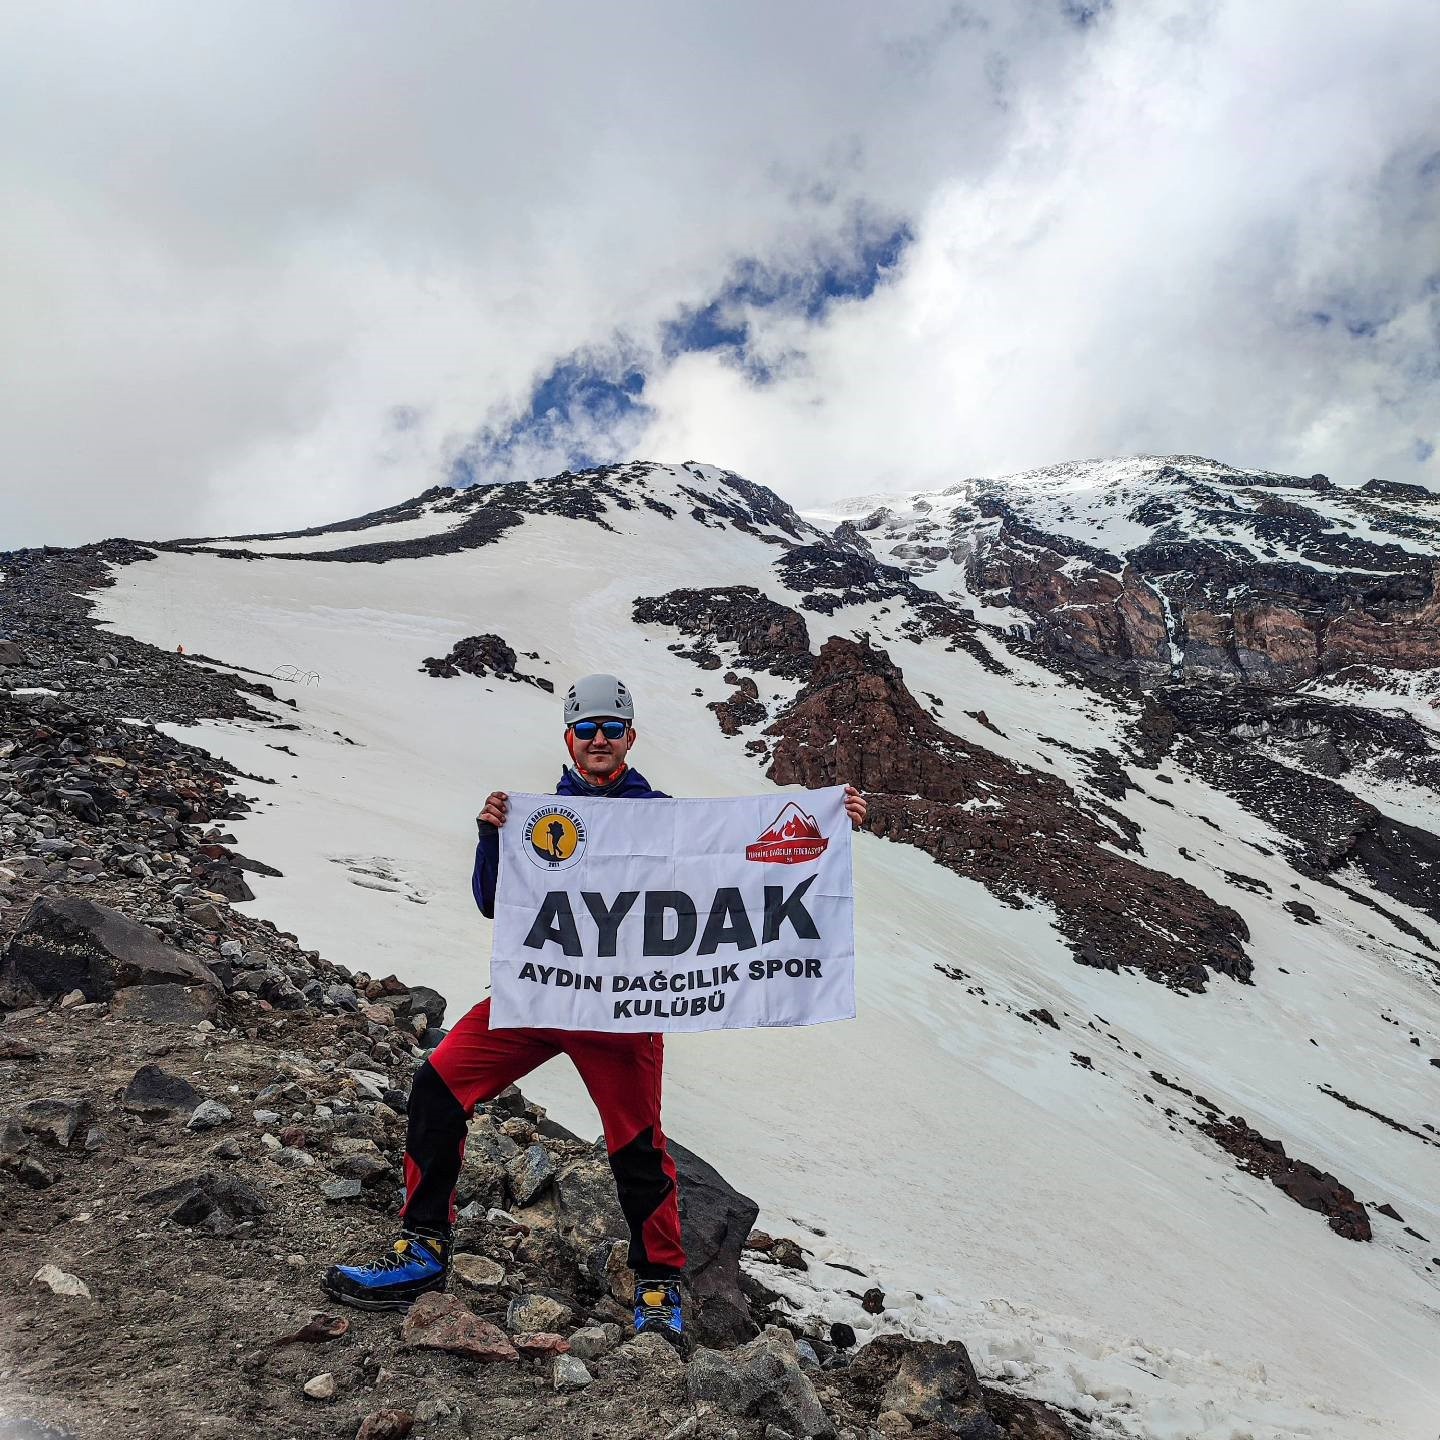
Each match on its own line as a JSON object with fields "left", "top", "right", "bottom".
{"left": 608, "top": 1125, "right": 676, "bottom": 1274}
{"left": 401, "top": 1059, "right": 469, "bottom": 1238}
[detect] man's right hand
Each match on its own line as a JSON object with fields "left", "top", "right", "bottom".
{"left": 478, "top": 791, "right": 509, "bottom": 829}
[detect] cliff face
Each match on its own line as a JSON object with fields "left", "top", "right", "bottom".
{"left": 854, "top": 458, "right": 1440, "bottom": 689}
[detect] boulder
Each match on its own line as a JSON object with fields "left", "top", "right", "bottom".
{"left": 566, "top": 1323, "right": 623, "bottom": 1361}
{"left": 608, "top": 1332, "right": 684, "bottom": 1382}
{"left": 852, "top": 1336, "right": 999, "bottom": 1439}
{"left": 396, "top": 986, "right": 447, "bottom": 1032}
{"left": 356, "top": 1410, "right": 414, "bottom": 1440}
{"left": 402, "top": 1291, "right": 519, "bottom": 1361}
{"left": 552, "top": 1354, "right": 593, "bottom": 1391}
{"left": 506, "top": 1142, "right": 557, "bottom": 1206}
{"left": 0, "top": 639, "right": 28, "bottom": 667}
{"left": 138, "top": 1170, "right": 269, "bottom": 1229}
{"left": 506, "top": 1292, "right": 575, "bottom": 1334}
{"left": 17, "top": 1097, "right": 93, "bottom": 1148}
{"left": 671, "top": 1138, "right": 760, "bottom": 1345}
{"left": 513, "top": 1332, "right": 570, "bottom": 1357}
{"left": 186, "top": 1100, "right": 234, "bottom": 1132}
{"left": 687, "top": 1328, "right": 835, "bottom": 1438}
{"left": 32, "top": 1265, "right": 91, "bottom": 1299}
{"left": 302, "top": 1372, "right": 336, "bottom": 1401}
{"left": 769, "top": 1237, "right": 807, "bottom": 1270}
{"left": 588, "top": 1237, "right": 636, "bottom": 1306}
{"left": 123, "top": 1064, "right": 202, "bottom": 1116}
{"left": 332, "top": 1153, "right": 391, "bottom": 1187}
{"left": 451, "top": 1253, "right": 506, "bottom": 1290}
{"left": 1, "top": 896, "right": 218, "bottom": 1003}
{"left": 553, "top": 1150, "right": 629, "bottom": 1252}
{"left": 111, "top": 983, "right": 218, "bottom": 1026}
{"left": 0, "top": 1115, "right": 54, "bottom": 1188}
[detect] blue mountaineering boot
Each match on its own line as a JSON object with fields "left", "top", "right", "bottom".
{"left": 322, "top": 1232, "right": 450, "bottom": 1311}
{"left": 634, "top": 1277, "right": 685, "bottom": 1348}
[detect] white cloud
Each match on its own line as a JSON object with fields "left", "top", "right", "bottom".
{"left": 0, "top": 1, "right": 1435, "bottom": 545}
{"left": 639, "top": 1, "right": 1440, "bottom": 503}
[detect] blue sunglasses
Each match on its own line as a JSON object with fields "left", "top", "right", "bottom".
{"left": 570, "top": 719, "right": 629, "bottom": 741}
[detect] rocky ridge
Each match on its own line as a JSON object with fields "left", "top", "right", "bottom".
{"left": 819, "top": 457, "right": 1440, "bottom": 958}
{"left": 844, "top": 456, "right": 1440, "bottom": 689}
{"left": 765, "top": 637, "right": 1251, "bottom": 993}
{"left": 167, "top": 463, "right": 819, "bottom": 567}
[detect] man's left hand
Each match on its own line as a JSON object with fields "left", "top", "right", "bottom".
{"left": 843, "top": 784, "right": 868, "bottom": 827}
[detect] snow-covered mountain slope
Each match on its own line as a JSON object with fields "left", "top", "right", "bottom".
{"left": 812, "top": 454, "right": 1440, "bottom": 688}
{"left": 810, "top": 454, "right": 1440, "bottom": 574}
{"left": 89, "top": 459, "right": 1440, "bottom": 1439}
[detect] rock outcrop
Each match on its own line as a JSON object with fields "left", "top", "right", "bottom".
{"left": 767, "top": 637, "right": 1252, "bottom": 991}
{"left": 633, "top": 586, "right": 814, "bottom": 680}
{"left": 2, "top": 895, "right": 219, "bottom": 1003}
{"left": 1200, "top": 1114, "right": 1373, "bottom": 1241}
{"left": 419, "top": 633, "right": 554, "bottom": 690}
{"left": 958, "top": 464, "right": 1440, "bottom": 687}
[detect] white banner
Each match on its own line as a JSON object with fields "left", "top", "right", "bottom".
{"left": 489, "top": 786, "right": 854, "bottom": 1032}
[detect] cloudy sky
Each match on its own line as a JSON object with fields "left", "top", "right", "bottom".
{"left": 3, "top": 0, "right": 1438, "bottom": 546}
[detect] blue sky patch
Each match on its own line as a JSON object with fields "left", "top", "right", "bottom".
{"left": 448, "top": 355, "right": 651, "bottom": 485}
{"left": 661, "top": 220, "right": 913, "bottom": 376}
{"left": 451, "top": 221, "right": 913, "bottom": 486}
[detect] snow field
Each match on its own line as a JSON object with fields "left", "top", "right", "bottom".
{"left": 94, "top": 470, "right": 1440, "bottom": 1438}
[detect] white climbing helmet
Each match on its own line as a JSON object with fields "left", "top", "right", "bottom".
{"left": 564, "top": 673, "right": 635, "bottom": 726}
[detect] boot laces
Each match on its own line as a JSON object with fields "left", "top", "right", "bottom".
{"left": 356, "top": 1237, "right": 438, "bottom": 1276}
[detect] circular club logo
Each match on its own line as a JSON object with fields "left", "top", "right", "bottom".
{"left": 523, "top": 805, "right": 587, "bottom": 871}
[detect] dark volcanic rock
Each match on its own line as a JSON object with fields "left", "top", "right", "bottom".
{"left": 110, "top": 982, "right": 219, "bottom": 1025}
{"left": 767, "top": 637, "right": 1252, "bottom": 991}
{"left": 709, "top": 692, "right": 768, "bottom": 735}
{"left": 1201, "top": 1115, "right": 1372, "bottom": 1240}
{"left": 180, "top": 462, "right": 813, "bottom": 569}
{"left": 633, "top": 586, "right": 814, "bottom": 680}
{"left": 775, "top": 543, "right": 914, "bottom": 617}
{"left": 17, "top": 1096, "right": 94, "bottom": 1148}
{"left": 2, "top": 896, "right": 219, "bottom": 1003}
{"left": 123, "top": 1064, "right": 204, "bottom": 1116}
{"left": 687, "top": 1329, "right": 834, "bottom": 1437}
{"left": 420, "top": 633, "right": 553, "bottom": 691}
{"left": 189, "top": 502, "right": 526, "bottom": 565}
{"left": 671, "top": 1138, "right": 761, "bottom": 1347}
{"left": 851, "top": 1334, "right": 1000, "bottom": 1438}
{"left": 1142, "top": 685, "right": 1440, "bottom": 929}
{"left": 138, "top": 1169, "right": 270, "bottom": 1228}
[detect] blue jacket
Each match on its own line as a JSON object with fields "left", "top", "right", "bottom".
{"left": 471, "top": 766, "right": 669, "bottom": 918}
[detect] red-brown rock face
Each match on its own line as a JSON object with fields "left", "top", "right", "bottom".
{"left": 1324, "top": 568, "right": 1440, "bottom": 670}
{"left": 971, "top": 544, "right": 1171, "bottom": 674}
{"left": 765, "top": 637, "right": 1251, "bottom": 992}
{"left": 962, "top": 493, "right": 1440, "bottom": 688}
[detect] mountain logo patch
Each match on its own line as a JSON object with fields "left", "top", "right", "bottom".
{"left": 746, "top": 802, "right": 828, "bottom": 864}
{"left": 523, "top": 805, "right": 587, "bottom": 871}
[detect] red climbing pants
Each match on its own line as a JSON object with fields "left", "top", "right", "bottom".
{"left": 400, "top": 998, "right": 686, "bottom": 1278}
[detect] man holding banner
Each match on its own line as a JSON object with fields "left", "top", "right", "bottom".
{"left": 324, "top": 673, "right": 865, "bottom": 1346}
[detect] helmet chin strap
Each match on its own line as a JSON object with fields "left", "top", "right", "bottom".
{"left": 565, "top": 729, "right": 628, "bottom": 787}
